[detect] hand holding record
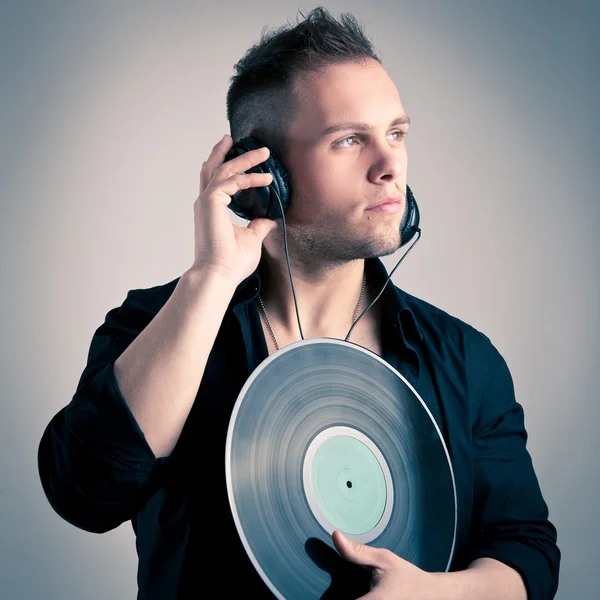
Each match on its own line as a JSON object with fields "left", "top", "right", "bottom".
{"left": 331, "top": 530, "right": 446, "bottom": 599}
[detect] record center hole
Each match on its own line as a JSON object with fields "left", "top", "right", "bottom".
{"left": 346, "top": 481, "right": 353, "bottom": 488}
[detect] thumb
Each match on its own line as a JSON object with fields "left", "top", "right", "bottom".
{"left": 246, "top": 217, "right": 278, "bottom": 242}
{"left": 332, "top": 530, "right": 383, "bottom": 569}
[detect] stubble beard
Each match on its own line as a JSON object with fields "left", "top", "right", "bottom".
{"left": 281, "top": 218, "right": 403, "bottom": 270}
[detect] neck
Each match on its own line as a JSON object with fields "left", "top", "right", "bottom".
{"left": 257, "top": 246, "right": 368, "bottom": 338}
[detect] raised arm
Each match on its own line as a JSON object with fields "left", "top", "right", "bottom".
{"left": 37, "top": 133, "right": 278, "bottom": 533}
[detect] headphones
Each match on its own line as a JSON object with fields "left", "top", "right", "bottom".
{"left": 224, "top": 136, "right": 420, "bottom": 248}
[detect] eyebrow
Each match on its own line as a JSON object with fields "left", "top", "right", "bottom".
{"left": 321, "top": 115, "right": 412, "bottom": 137}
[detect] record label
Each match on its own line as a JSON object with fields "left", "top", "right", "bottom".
{"left": 303, "top": 426, "right": 393, "bottom": 542}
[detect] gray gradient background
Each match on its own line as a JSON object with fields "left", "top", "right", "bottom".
{"left": 1, "top": 1, "right": 598, "bottom": 598}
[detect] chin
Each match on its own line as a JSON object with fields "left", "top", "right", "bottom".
{"left": 369, "top": 243, "right": 401, "bottom": 259}
{"left": 352, "top": 233, "right": 402, "bottom": 260}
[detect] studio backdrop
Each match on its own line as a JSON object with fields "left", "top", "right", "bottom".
{"left": 0, "top": 1, "right": 598, "bottom": 599}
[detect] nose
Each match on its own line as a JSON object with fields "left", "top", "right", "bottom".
{"left": 367, "top": 140, "right": 405, "bottom": 184}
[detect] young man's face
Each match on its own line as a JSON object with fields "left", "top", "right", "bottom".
{"left": 282, "top": 58, "right": 411, "bottom": 264}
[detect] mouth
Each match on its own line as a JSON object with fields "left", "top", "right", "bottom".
{"left": 366, "top": 196, "right": 403, "bottom": 214}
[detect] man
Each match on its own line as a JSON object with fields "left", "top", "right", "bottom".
{"left": 37, "top": 7, "right": 560, "bottom": 600}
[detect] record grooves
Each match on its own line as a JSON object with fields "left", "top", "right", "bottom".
{"left": 225, "top": 338, "right": 456, "bottom": 599}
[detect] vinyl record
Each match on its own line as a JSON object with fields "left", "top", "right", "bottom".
{"left": 225, "top": 338, "right": 457, "bottom": 600}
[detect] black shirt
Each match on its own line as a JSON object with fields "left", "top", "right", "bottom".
{"left": 37, "top": 257, "right": 560, "bottom": 599}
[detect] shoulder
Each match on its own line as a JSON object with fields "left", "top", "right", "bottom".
{"left": 118, "top": 276, "right": 182, "bottom": 315}
{"left": 392, "top": 285, "right": 507, "bottom": 384}
{"left": 397, "top": 285, "right": 493, "bottom": 350}
{"left": 394, "top": 287, "right": 516, "bottom": 422}
{"left": 95, "top": 276, "right": 184, "bottom": 341}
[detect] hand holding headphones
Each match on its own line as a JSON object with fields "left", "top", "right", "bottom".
{"left": 191, "top": 134, "right": 278, "bottom": 284}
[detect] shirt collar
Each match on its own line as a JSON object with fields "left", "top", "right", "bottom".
{"left": 365, "top": 256, "right": 424, "bottom": 346}
{"left": 230, "top": 256, "right": 423, "bottom": 347}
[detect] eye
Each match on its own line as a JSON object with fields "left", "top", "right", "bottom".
{"left": 389, "top": 130, "right": 407, "bottom": 141}
{"left": 333, "top": 135, "right": 360, "bottom": 148}
{"left": 332, "top": 130, "right": 407, "bottom": 149}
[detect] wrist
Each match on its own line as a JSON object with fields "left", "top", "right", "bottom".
{"left": 179, "top": 266, "right": 240, "bottom": 305}
{"left": 428, "top": 571, "right": 457, "bottom": 600}
{"left": 183, "top": 264, "right": 240, "bottom": 290}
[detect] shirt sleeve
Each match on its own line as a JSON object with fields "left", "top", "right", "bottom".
{"left": 465, "top": 335, "right": 561, "bottom": 600}
{"left": 37, "top": 287, "right": 169, "bottom": 534}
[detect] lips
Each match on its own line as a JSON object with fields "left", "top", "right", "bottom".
{"left": 367, "top": 196, "right": 402, "bottom": 210}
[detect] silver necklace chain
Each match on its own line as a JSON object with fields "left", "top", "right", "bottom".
{"left": 257, "top": 273, "right": 367, "bottom": 351}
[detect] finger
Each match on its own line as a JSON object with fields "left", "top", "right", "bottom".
{"left": 246, "top": 217, "right": 278, "bottom": 241}
{"left": 332, "top": 530, "right": 390, "bottom": 570}
{"left": 207, "top": 171, "right": 274, "bottom": 206}
{"left": 199, "top": 161, "right": 208, "bottom": 194}
{"left": 200, "top": 134, "right": 232, "bottom": 193}
{"left": 211, "top": 145, "right": 270, "bottom": 188}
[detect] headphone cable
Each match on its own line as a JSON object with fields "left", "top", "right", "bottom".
{"left": 266, "top": 187, "right": 421, "bottom": 345}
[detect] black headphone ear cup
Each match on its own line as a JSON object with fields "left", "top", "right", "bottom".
{"left": 399, "top": 184, "right": 420, "bottom": 247}
{"left": 263, "top": 152, "right": 290, "bottom": 219}
{"left": 224, "top": 137, "right": 291, "bottom": 221}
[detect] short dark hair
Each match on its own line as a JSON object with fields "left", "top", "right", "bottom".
{"left": 226, "top": 6, "right": 381, "bottom": 167}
